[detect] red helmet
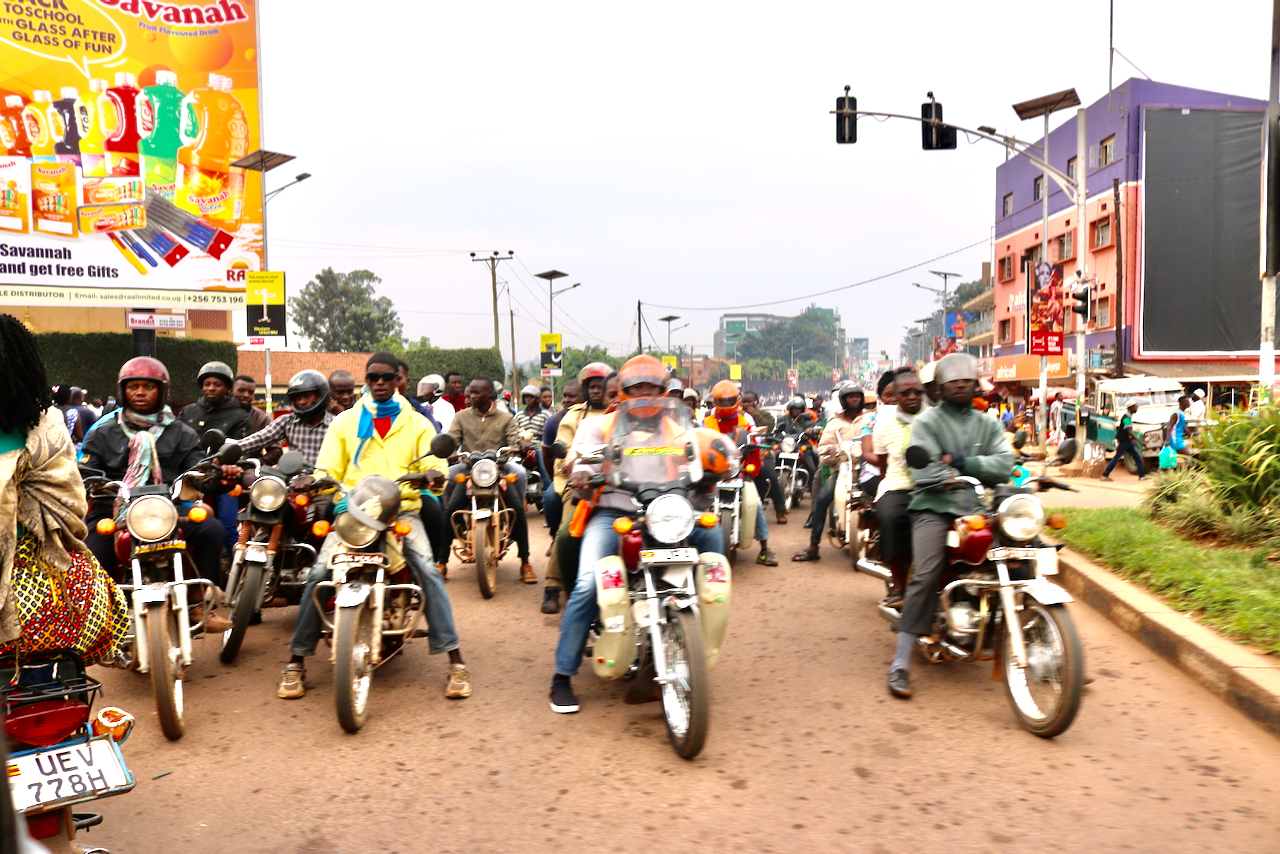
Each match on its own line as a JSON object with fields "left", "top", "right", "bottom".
{"left": 577, "top": 361, "right": 612, "bottom": 383}
{"left": 117, "top": 357, "right": 170, "bottom": 406}
{"left": 712, "top": 379, "right": 740, "bottom": 419}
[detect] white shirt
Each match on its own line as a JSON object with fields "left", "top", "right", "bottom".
{"left": 1188, "top": 399, "right": 1206, "bottom": 421}
{"left": 430, "top": 397, "right": 455, "bottom": 432}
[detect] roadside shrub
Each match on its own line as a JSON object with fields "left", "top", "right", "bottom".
{"left": 1199, "top": 408, "right": 1280, "bottom": 512}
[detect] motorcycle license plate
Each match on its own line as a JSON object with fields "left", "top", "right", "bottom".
{"left": 7, "top": 736, "right": 135, "bottom": 814}
{"left": 720, "top": 480, "right": 743, "bottom": 489}
{"left": 133, "top": 539, "right": 184, "bottom": 555}
{"left": 987, "top": 547, "right": 1040, "bottom": 561}
{"left": 640, "top": 548, "right": 699, "bottom": 564}
{"left": 330, "top": 552, "right": 388, "bottom": 567}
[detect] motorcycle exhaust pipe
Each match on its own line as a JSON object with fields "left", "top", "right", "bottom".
{"left": 875, "top": 602, "right": 900, "bottom": 625}
{"left": 856, "top": 558, "right": 891, "bottom": 582}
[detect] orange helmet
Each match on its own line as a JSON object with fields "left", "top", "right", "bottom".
{"left": 693, "top": 427, "right": 738, "bottom": 481}
{"left": 711, "top": 379, "right": 740, "bottom": 419}
{"left": 616, "top": 355, "right": 667, "bottom": 418}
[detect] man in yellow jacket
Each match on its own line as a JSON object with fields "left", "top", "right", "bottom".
{"left": 276, "top": 352, "right": 471, "bottom": 701}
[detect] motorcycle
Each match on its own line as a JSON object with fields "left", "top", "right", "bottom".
{"left": 773, "top": 427, "right": 815, "bottom": 509}
{"left": 2, "top": 651, "right": 136, "bottom": 852}
{"left": 826, "top": 439, "right": 878, "bottom": 566}
{"left": 712, "top": 429, "right": 772, "bottom": 563}
{"left": 306, "top": 439, "right": 450, "bottom": 732}
{"left": 581, "top": 398, "right": 731, "bottom": 760}
{"left": 520, "top": 434, "right": 545, "bottom": 513}
{"left": 860, "top": 440, "right": 1084, "bottom": 738}
{"left": 446, "top": 443, "right": 518, "bottom": 598}
{"left": 218, "top": 448, "right": 322, "bottom": 664}
{"left": 82, "top": 430, "right": 239, "bottom": 740}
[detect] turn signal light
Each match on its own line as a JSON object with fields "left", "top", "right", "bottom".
{"left": 698, "top": 512, "right": 717, "bottom": 528}
{"left": 95, "top": 518, "right": 116, "bottom": 535}
{"left": 1048, "top": 513, "right": 1067, "bottom": 530}
{"left": 745, "top": 463, "right": 757, "bottom": 474}
{"left": 454, "top": 473, "right": 468, "bottom": 483}
{"left": 91, "top": 707, "right": 135, "bottom": 744}
{"left": 293, "top": 493, "right": 310, "bottom": 507}
{"left": 505, "top": 473, "right": 518, "bottom": 483}
{"left": 964, "top": 515, "right": 987, "bottom": 531}
{"left": 393, "top": 519, "right": 413, "bottom": 537}
{"left": 312, "top": 520, "right": 331, "bottom": 538}
{"left": 613, "top": 517, "right": 634, "bottom": 534}
{"left": 187, "top": 505, "right": 209, "bottom": 523}
{"left": 230, "top": 485, "right": 243, "bottom": 497}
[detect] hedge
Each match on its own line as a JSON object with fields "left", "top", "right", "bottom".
{"left": 35, "top": 333, "right": 237, "bottom": 410}
{"left": 400, "top": 347, "right": 505, "bottom": 390}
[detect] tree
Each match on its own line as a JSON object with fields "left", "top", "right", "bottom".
{"left": 736, "top": 310, "right": 840, "bottom": 368}
{"left": 373, "top": 334, "right": 433, "bottom": 355}
{"left": 561, "top": 345, "right": 622, "bottom": 382}
{"left": 290, "top": 268, "right": 403, "bottom": 352}
{"left": 743, "top": 358, "right": 787, "bottom": 381}
{"left": 796, "top": 359, "right": 831, "bottom": 380}
{"left": 707, "top": 362, "right": 732, "bottom": 384}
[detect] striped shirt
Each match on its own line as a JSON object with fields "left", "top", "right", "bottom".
{"left": 515, "top": 406, "right": 550, "bottom": 440}
{"left": 238, "top": 411, "right": 335, "bottom": 467}
{"left": 872, "top": 408, "right": 914, "bottom": 496}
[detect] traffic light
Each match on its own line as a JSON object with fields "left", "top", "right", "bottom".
{"left": 836, "top": 89, "right": 857, "bottom": 144}
{"left": 921, "top": 100, "right": 956, "bottom": 150}
{"left": 1071, "top": 284, "right": 1092, "bottom": 323}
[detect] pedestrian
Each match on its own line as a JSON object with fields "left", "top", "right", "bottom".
{"left": 1188, "top": 388, "right": 1207, "bottom": 421}
{"left": 1164, "top": 396, "right": 1191, "bottom": 459}
{"left": 1049, "top": 392, "right": 1064, "bottom": 447}
{"left": 1101, "top": 402, "right": 1145, "bottom": 481}
{"left": 442, "top": 371, "right": 467, "bottom": 413}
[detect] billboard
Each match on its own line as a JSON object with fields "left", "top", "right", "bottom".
{"left": 539, "top": 333, "right": 562, "bottom": 376}
{"left": 0, "top": 0, "right": 262, "bottom": 306}
{"left": 1028, "top": 262, "right": 1064, "bottom": 356}
{"left": 244, "top": 270, "right": 282, "bottom": 340}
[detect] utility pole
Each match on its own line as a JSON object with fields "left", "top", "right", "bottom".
{"left": 637, "top": 301, "right": 644, "bottom": 352}
{"left": 471, "top": 251, "right": 513, "bottom": 351}
{"left": 1260, "top": 0, "right": 1280, "bottom": 404}
{"left": 1113, "top": 178, "right": 1125, "bottom": 379}
{"left": 509, "top": 309, "right": 518, "bottom": 393}
{"left": 1075, "top": 107, "right": 1088, "bottom": 402}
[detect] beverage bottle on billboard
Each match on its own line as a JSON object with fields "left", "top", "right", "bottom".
{"left": 103, "top": 72, "right": 141, "bottom": 177}
{"left": 138, "top": 70, "right": 183, "bottom": 199}
{"left": 176, "top": 73, "right": 248, "bottom": 227}
{"left": 22, "top": 91, "right": 56, "bottom": 160}
{"left": 79, "top": 79, "right": 109, "bottom": 177}
{"left": 0, "top": 95, "right": 32, "bottom": 158}
{"left": 52, "top": 86, "right": 83, "bottom": 164}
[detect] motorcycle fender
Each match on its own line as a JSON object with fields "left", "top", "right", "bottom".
{"left": 738, "top": 479, "right": 759, "bottom": 547}
{"left": 133, "top": 584, "right": 168, "bottom": 605}
{"left": 335, "top": 582, "right": 371, "bottom": 609}
{"left": 1021, "top": 576, "right": 1073, "bottom": 606}
{"left": 592, "top": 556, "right": 636, "bottom": 680}
{"left": 472, "top": 509, "right": 493, "bottom": 522}
{"left": 695, "top": 554, "right": 731, "bottom": 669}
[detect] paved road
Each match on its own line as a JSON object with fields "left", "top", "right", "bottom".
{"left": 87, "top": 492, "right": 1280, "bottom": 854}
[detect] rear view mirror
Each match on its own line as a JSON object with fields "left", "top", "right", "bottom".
{"left": 430, "top": 433, "right": 458, "bottom": 459}
{"left": 216, "top": 441, "right": 242, "bottom": 464}
{"left": 202, "top": 428, "right": 226, "bottom": 452}
{"left": 1013, "top": 430, "right": 1028, "bottom": 450}
{"left": 277, "top": 450, "right": 304, "bottom": 477}
{"left": 551, "top": 441, "right": 569, "bottom": 460}
{"left": 1054, "top": 438, "right": 1078, "bottom": 465}
{"left": 904, "top": 445, "right": 932, "bottom": 469}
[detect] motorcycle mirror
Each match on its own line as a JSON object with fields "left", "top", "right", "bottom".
{"left": 1013, "top": 430, "right": 1028, "bottom": 450}
{"left": 430, "top": 433, "right": 458, "bottom": 459}
{"left": 216, "top": 441, "right": 243, "bottom": 464}
{"left": 277, "top": 450, "right": 304, "bottom": 477}
{"left": 551, "top": 441, "right": 569, "bottom": 460}
{"left": 1053, "top": 438, "right": 1078, "bottom": 464}
{"left": 904, "top": 445, "right": 932, "bottom": 469}
{"left": 202, "top": 428, "right": 226, "bottom": 452}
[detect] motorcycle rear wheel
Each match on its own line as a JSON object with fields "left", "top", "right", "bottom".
{"left": 335, "top": 603, "right": 374, "bottom": 733}
{"left": 846, "top": 507, "right": 862, "bottom": 568}
{"left": 475, "top": 518, "right": 496, "bottom": 599}
{"left": 146, "top": 603, "right": 185, "bottom": 740}
{"left": 220, "top": 559, "right": 265, "bottom": 664}
{"left": 717, "top": 508, "right": 734, "bottom": 563}
{"left": 1001, "top": 600, "right": 1083, "bottom": 738}
{"left": 660, "top": 607, "right": 710, "bottom": 760}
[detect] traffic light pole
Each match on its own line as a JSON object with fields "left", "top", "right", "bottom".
{"left": 1076, "top": 108, "right": 1089, "bottom": 402}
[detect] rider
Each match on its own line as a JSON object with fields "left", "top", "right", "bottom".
{"left": 179, "top": 361, "right": 254, "bottom": 562}
{"left": 444, "top": 377, "right": 536, "bottom": 584}
{"left": 742, "top": 389, "right": 785, "bottom": 525}
{"left": 548, "top": 355, "right": 723, "bottom": 714}
{"left": 888, "top": 353, "right": 1013, "bottom": 700}
{"left": 704, "top": 379, "right": 777, "bottom": 566}
{"left": 776, "top": 396, "right": 818, "bottom": 492}
{"left": 327, "top": 370, "right": 356, "bottom": 414}
{"left": 540, "top": 380, "right": 582, "bottom": 545}
{"left": 867, "top": 367, "right": 924, "bottom": 607}
{"left": 516, "top": 383, "right": 551, "bottom": 488}
{"left": 81, "top": 357, "right": 236, "bottom": 631}
{"left": 792, "top": 382, "right": 867, "bottom": 562}
{"left": 236, "top": 370, "right": 334, "bottom": 468}
{"left": 277, "top": 352, "right": 469, "bottom": 701}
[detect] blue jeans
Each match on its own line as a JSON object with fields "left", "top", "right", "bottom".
{"left": 1102, "top": 438, "right": 1145, "bottom": 477}
{"left": 290, "top": 512, "right": 459, "bottom": 658}
{"left": 553, "top": 508, "right": 721, "bottom": 677}
{"left": 542, "top": 488, "right": 563, "bottom": 538}
{"left": 216, "top": 492, "right": 238, "bottom": 557}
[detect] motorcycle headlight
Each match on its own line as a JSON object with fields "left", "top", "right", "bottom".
{"left": 645, "top": 494, "right": 696, "bottom": 545}
{"left": 126, "top": 496, "right": 178, "bottom": 542}
{"left": 471, "top": 459, "right": 499, "bottom": 488}
{"left": 250, "top": 476, "right": 288, "bottom": 512}
{"left": 780, "top": 437, "right": 796, "bottom": 453}
{"left": 334, "top": 512, "right": 379, "bottom": 549}
{"left": 997, "top": 495, "right": 1046, "bottom": 542}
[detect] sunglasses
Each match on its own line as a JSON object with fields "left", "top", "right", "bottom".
{"left": 897, "top": 389, "right": 925, "bottom": 398}
{"left": 366, "top": 371, "right": 398, "bottom": 383}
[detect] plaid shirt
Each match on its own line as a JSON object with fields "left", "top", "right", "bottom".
{"left": 239, "top": 411, "right": 335, "bottom": 467}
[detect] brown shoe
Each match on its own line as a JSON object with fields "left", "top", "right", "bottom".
{"left": 192, "top": 607, "right": 232, "bottom": 633}
{"left": 776, "top": 511, "right": 788, "bottom": 524}
{"left": 437, "top": 561, "right": 448, "bottom": 580}
{"left": 520, "top": 563, "right": 537, "bottom": 584}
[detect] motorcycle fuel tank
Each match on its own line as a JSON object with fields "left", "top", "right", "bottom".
{"left": 592, "top": 556, "right": 637, "bottom": 680}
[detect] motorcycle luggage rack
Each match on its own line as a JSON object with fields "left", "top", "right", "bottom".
{"left": 0, "top": 651, "right": 102, "bottom": 710}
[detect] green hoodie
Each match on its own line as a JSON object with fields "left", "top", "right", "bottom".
{"left": 907, "top": 403, "right": 1013, "bottom": 516}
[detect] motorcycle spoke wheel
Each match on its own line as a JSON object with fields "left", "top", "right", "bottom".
{"left": 1001, "top": 600, "right": 1083, "bottom": 738}
{"left": 220, "top": 559, "right": 264, "bottom": 664}
{"left": 335, "top": 604, "right": 374, "bottom": 733}
{"left": 147, "top": 603, "right": 185, "bottom": 740}
{"left": 474, "top": 519, "right": 496, "bottom": 599}
{"left": 847, "top": 511, "right": 862, "bottom": 567}
{"left": 717, "top": 509, "right": 734, "bottom": 561}
{"left": 659, "top": 608, "right": 709, "bottom": 760}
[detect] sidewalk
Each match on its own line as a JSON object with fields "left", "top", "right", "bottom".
{"left": 1057, "top": 548, "right": 1280, "bottom": 738}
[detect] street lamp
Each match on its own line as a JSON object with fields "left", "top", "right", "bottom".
{"left": 659, "top": 315, "right": 688, "bottom": 355}
{"left": 264, "top": 172, "right": 311, "bottom": 203}
{"left": 790, "top": 345, "right": 806, "bottom": 369}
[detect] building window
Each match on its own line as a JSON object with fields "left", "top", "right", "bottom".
{"left": 999, "top": 255, "right": 1014, "bottom": 281}
{"left": 1033, "top": 175, "right": 1045, "bottom": 201}
{"left": 1027, "top": 244, "right": 1044, "bottom": 265}
{"left": 1093, "top": 215, "right": 1112, "bottom": 248}
{"left": 1067, "top": 156, "right": 1077, "bottom": 181}
{"left": 1053, "top": 232, "right": 1074, "bottom": 262}
{"left": 1002, "top": 193, "right": 1013, "bottom": 217}
{"left": 998, "top": 318, "right": 1012, "bottom": 343}
{"left": 1097, "top": 296, "right": 1111, "bottom": 327}
{"left": 1100, "top": 135, "right": 1115, "bottom": 166}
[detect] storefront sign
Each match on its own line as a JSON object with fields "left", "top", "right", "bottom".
{"left": 127, "top": 311, "right": 184, "bottom": 329}
{"left": 994, "top": 354, "right": 1069, "bottom": 383}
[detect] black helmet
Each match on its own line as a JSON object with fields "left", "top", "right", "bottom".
{"left": 286, "top": 369, "right": 330, "bottom": 420}
{"left": 196, "top": 360, "right": 234, "bottom": 388}
{"left": 786, "top": 396, "right": 806, "bottom": 413}
{"left": 838, "top": 381, "right": 865, "bottom": 406}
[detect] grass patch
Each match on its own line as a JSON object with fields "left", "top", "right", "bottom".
{"left": 1047, "top": 506, "right": 1280, "bottom": 655}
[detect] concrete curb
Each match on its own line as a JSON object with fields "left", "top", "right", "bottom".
{"left": 1057, "top": 548, "right": 1280, "bottom": 739}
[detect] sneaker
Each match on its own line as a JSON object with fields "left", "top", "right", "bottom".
{"left": 277, "top": 665, "right": 305, "bottom": 699}
{"left": 756, "top": 548, "right": 778, "bottom": 566}
{"left": 541, "top": 587, "right": 561, "bottom": 614}
{"left": 1101, "top": 475, "right": 1113, "bottom": 482}
{"left": 436, "top": 561, "right": 448, "bottom": 580}
{"left": 520, "top": 563, "right": 537, "bottom": 584}
{"left": 549, "top": 679, "right": 578, "bottom": 713}
{"left": 445, "top": 664, "right": 471, "bottom": 699}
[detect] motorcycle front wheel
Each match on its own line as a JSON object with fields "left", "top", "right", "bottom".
{"left": 474, "top": 518, "right": 496, "bottom": 599}
{"left": 220, "top": 559, "right": 265, "bottom": 664}
{"left": 146, "top": 602, "right": 185, "bottom": 740}
{"left": 660, "top": 607, "right": 709, "bottom": 760}
{"left": 1001, "top": 600, "right": 1083, "bottom": 738}
{"left": 334, "top": 603, "right": 375, "bottom": 733}
{"left": 717, "top": 508, "right": 734, "bottom": 563}
{"left": 846, "top": 507, "right": 862, "bottom": 568}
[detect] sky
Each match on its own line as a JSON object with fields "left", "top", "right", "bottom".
{"left": 254, "top": 0, "right": 1273, "bottom": 364}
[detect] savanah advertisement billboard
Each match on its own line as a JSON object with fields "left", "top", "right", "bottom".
{"left": 0, "top": 0, "right": 261, "bottom": 308}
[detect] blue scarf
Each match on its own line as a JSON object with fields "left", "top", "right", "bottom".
{"left": 354, "top": 394, "right": 402, "bottom": 468}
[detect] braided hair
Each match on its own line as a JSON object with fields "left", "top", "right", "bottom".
{"left": 0, "top": 314, "right": 52, "bottom": 434}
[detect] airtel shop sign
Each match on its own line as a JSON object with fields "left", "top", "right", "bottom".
{"left": 993, "top": 354, "right": 1069, "bottom": 383}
